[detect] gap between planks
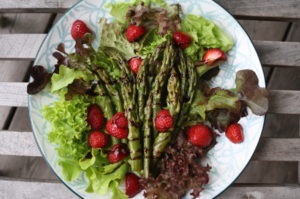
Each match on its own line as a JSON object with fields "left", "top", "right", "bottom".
{"left": 1, "top": 34, "right": 300, "bottom": 68}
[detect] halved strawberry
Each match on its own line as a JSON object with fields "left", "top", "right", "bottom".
{"left": 187, "top": 125, "right": 213, "bottom": 147}
{"left": 87, "top": 104, "right": 104, "bottom": 130}
{"left": 225, "top": 123, "right": 244, "bottom": 144}
{"left": 88, "top": 131, "right": 108, "bottom": 148}
{"left": 126, "top": 173, "right": 141, "bottom": 198}
{"left": 71, "top": 20, "right": 91, "bottom": 40}
{"left": 173, "top": 31, "right": 192, "bottom": 49}
{"left": 108, "top": 144, "right": 129, "bottom": 163}
{"left": 126, "top": 25, "right": 146, "bottom": 42}
{"left": 202, "top": 49, "right": 227, "bottom": 66}
{"left": 154, "top": 110, "right": 173, "bottom": 132}
{"left": 129, "top": 57, "right": 143, "bottom": 74}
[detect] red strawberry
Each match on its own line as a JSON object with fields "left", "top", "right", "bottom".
{"left": 129, "top": 57, "right": 143, "bottom": 74}
{"left": 155, "top": 110, "right": 173, "bottom": 132}
{"left": 108, "top": 144, "right": 129, "bottom": 163}
{"left": 87, "top": 104, "right": 104, "bottom": 130}
{"left": 71, "top": 20, "right": 91, "bottom": 40}
{"left": 88, "top": 131, "right": 108, "bottom": 148}
{"left": 173, "top": 31, "right": 192, "bottom": 49}
{"left": 106, "top": 112, "right": 129, "bottom": 139}
{"left": 225, "top": 123, "right": 244, "bottom": 144}
{"left": 126, "top": 173, "right": 141, "bottom": 198}
{"left": 187, "top": 125, "right": 213, "bottom": 147}
{"left": 202, "top": 49, "right": 227, "bottom": 66}
{"left": 113, "top": 112, "right": 128, "bottom": 129}
{"left": 126, "top": 25, "right": 146, "bottom": 42}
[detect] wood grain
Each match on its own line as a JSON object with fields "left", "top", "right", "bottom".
{"left": 215, "top": 0, "right": 300, "bottom": 21}
{"left": 268, "top": 90, "right": 300, "bottom": 114}
{"left": 1, "top": 34, "right": 300, "bottom": 67}
{"left": 0, "top": 131, "right": 40, "bottom": 156}
{"left": 218, "top": 184, "right": 300, "bottom": 199}
{"left": 0, "top": 178, "right": 78, "bottom": 199}
{"left": 1, "top": 0, "right": 300, "bottom": 21}
{"left": 0, "top": 83, "right": 28, "bottom": 107}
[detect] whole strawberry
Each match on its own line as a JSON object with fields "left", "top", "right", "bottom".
{"left": 71, "top": 20, "right": 91, "bottom": 40}
{"left": 226, "top": 123, "right": 244, "bottom": 144}
{"left": 187, "top": 125, "right": 213, "bottom": 147}
{"left": 126, "top": 173, "right": 141, "bottom": 198}
{"left": 173, "top": 31, "right": 192, "bottom": 49}
{"left": 106, "top": 112, "right": 129, "bottom": 139}
{"left": 129, "top": 57, "right": 143, "bottom": 74}
{"left": 126, "top": 25, "right": 146, "bottom": 42}
{"left": 87, "top": 104, "right": 104, "bottom": 130}
{"left": 108, "top": 144, "right": 129, "bottom": 163}
{"left": 88, "top": 131, "right": 108, "bottom": 148}
{"left": 155, "top": 110, "right": 173, "bottom": 132}
{"left": 202, "top": 49, "right": 227, "bottom": 66}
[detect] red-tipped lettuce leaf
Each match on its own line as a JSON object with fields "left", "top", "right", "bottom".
{"left": 27, "top": 66, "right": 52, "bottom": 94}
{"left": 235, "top": 70, "right": 269, "bottom": 116}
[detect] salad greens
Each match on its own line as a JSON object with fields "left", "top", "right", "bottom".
{"left": 27, "top": 0, "right": 268, "bottom": 198}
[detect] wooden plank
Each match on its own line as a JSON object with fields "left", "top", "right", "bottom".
{"left": 0, "top": 34, "right": 45, "bottom": 60}
{"left": 0, "top": 156, "right": 57, "bottom": 181}
{"left": 253, "top": 138, "right": 300, "bottom": 161}
{"left": 2, "top": 83, "right": 299, "bottom": 115}
{"left": 215, "top": 0, "right": 300, "bottom": 21}
{"left": 1, "top": 0, "right": 300, "bottom": 21}
{"left": 0, "top": 13, "right": 52, "bottom": 129}
{"left": 268, "top": 90, "right": 300, "bottom": 114}
{"left": 218, "top": 184, "right": 300, "bottom": 199}
{"left": 1, "top": 34, "right": 300, "bottom": 67}
{"left": 1, "top": 130, "right": 299, "bottom": 161}
{"left": 0, "top": 83, "right": 28, "bottom": 107}
{"left": 254, "top": 41, "right": 300, "bottom": 67}
{"left": 0, "top": 131, "right": 40, "bottom": 157}
{"left": 236, "top": 161, "right": 298, "bottom": 183}
{"left": 0, "top": 179, "right": 78, "bottom": 199}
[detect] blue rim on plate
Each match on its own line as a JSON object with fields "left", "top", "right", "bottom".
{"left": 28, "top": 0, "right": 266, "bottom": 198}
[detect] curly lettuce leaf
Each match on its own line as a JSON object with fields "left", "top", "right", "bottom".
{"left": 51, "top": 65, "right": 92, "bottom": 92}
{"left": 58, "top": 158, "right": 82, "bottom": 181}
{"left": 110, "top": 181, "right": 128, "bottom": 199}
{"left": 138, "top": 29, "right": 169, "bottom": 56}
{"left": 99, "top": 18, "right": 137, "bottom": 60}
{"left": 85, "top": 163, "right": 128, "bottom": 195}
{"left": 235, "top": 70, "right": 269, "bottom": 115}
{"left": 181, "top": 14, "right": 234, "bottom": 60}
{"left": 43, "top": 92, "right": 91, "bottom": 160}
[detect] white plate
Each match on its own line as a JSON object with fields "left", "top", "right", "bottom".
{"left": 29, "top": 0, "right": 265, "bottom": 198}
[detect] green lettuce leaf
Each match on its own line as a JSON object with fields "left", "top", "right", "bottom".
{"left": 181, "top": 14, "right": 234, "bottom": 60}
{"left": 58, "top": 158, "right": 82, "bottom": 181}
{"left": 85, "top": 163, "right": 128, "bottom": 195}
{"left": 110, "top": 181, "right": 128, "bottom": 199}
{"left": 99, "top": 18, "right": 137, "bottom": 60}
{"left": 102, "top": 161, "right": 124, "bottom": 174}
{"left": 51, "top": 65, "right": 92, "bottom": 92}
{"left": 138, "top": 29, "right": 169, "bottom": 57}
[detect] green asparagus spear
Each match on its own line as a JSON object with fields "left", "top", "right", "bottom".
{"left": 92, "top": 76, "right": 120, "bottom": 145}
{"left": 136, "top": 56, "right": 150, "bottom": 121}
{"left": 94, "top": 66, "right": 123, "bottom": 112}
{"left": 143, "top": 42, "right": 175, "bottom": 177}
{"left": 151, "top": 42, "right": 175, "bottom": 139}
{"left": 104, "top": 48, "right": 143, "bottom": 172}
{"left": 152, "top": 69, "right": 181, "bottom": 162}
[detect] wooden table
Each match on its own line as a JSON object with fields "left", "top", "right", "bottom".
{"left": 0, "top": 0, "right": 300, "bottom": 198}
